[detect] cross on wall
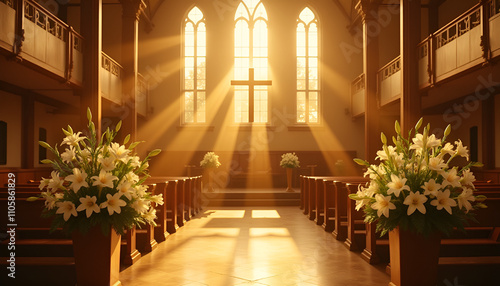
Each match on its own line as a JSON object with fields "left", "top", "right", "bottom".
{"left": 231, "top": 68, "right": 272, "bottom": 123}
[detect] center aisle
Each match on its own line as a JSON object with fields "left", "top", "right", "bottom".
{"left": 119, "top": 206, "right": 390, "bottom": 286}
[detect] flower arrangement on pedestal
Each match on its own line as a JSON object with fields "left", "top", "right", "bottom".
{"left": 349, "top": 119, "right": 486, "bottom": 286}
{"left": 280, "top": 152, "right": 300, "bottom": 192}
{"left": 349, "top": 119, "right": 486, "bottom": 236}
{"left": 30, "top": 109, "right": 163, "bottom": 236}
{"left": 200, "top": 152, "right": 221, "bottom": 192}
{"left": 280, "top": 152, "right": 300, "bottom": 169}
{"left": 200, "top": 152, "right": 221, "bottom": 169}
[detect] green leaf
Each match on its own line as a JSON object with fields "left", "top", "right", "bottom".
{"left": 26, "top": 196, "right": 39, "bottom": 202}
{"left": 381, "top": 132, "right": 387, "bottom": 145}
{"left": 87, "top": 108, "right": 92, "bottom": 122}
{"left": 39, "top": 141, "right": 52, "bottom": 150}
{"left": 444, "top": 124, "right": 451, "bottom": 137}
{"left": 353, "top": 158, "right": 368, "bottom": 166}
{"left": 471, "top": 162, "right": 483, "bottom": 167}
{"left": 128, "top": 141, "right": 144, "bottom": 150}
{"left": 148, "top": 149, "right": 162, "bottom": 157}
{"left": 123, "top": 134, "right": 131, "bottom": 145}
{"left": 415, "top": 117, "right": 423, "bottom": 131}
{"left": 115, "top": 121, "right": 122, "bottom": 133}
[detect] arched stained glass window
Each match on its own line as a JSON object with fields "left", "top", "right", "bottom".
{"left": 297, "top": 7, "right": 319, "bottom": 123}
{"left": 183, "top": 7, "right": 206, "bottom": 124}
{"left": 233, "top": 0, "right": 269, "bottom": 123}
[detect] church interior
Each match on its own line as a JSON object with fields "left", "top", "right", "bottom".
{"left": 0, "top": 0, "right": 499, "bottom": 285}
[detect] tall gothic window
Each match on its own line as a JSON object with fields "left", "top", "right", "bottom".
{"left": 297, "top": 7, "right": 319, "bottom": 123}
{"left": 183, "top": 7, "right": 206, "bottom": 124}
{"left": 233, "top": 0, "right": 269, "bottom": 123}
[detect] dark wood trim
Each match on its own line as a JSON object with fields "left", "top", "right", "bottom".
{"left": 0, "top": 80, "right": 78, "bottom": 114}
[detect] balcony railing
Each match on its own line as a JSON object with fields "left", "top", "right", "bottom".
{"left": 378, "top": 56, "right": 401, "bottom": 107}
{"left": 0, "top": 0, "right": 83, "bottom": 85}
{"left": 350, "top": 73, "right": 365, "bottom": 118}
{"left": 490, "top": 0, "right": 500, "bottom": 57}
{"left": 101, "top": 52, "right": 123, "bottom": 105}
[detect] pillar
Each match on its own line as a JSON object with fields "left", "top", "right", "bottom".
{"left": 400, "top": 0, "right": 421, "bottom": 133}
{"left": 356, "top": 0, "right": 381, "bottom": 163}
{"left": 80, "top": 0, "right": 102, "bottom": 135}
{"left": 120, "top": 0, "right": 144, "bottom": 142}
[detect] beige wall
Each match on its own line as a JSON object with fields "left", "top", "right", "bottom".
{"left": 0, "top": 92, "right": 79, "bottom": 168}
{"left": 0, "top": 92, "right": 22, "bottom": 167}
{"left": 34, "top": 102, "right": 80, "bottom": 168}
{"left": 138, "top": 0, "right": 365, "bottom": 176}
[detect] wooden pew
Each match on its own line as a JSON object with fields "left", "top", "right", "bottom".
{"left": 136, "top": 183, "right": 159, "bottom": 253}
{"left": 301, "top": 175, "right": 310, "bottom": 215}
{"left": 0, "top": 196, "right": 77, "bottom": 284}
{"left": 344, "top": 182, "right": 383, "bottom": 264}
{"left": 325, "top": 177, "right": 368, "bottom": 240}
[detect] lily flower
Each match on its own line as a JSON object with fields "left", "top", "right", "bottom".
{"left": 427, "top": 157, "right": 447, "bottom": 172}
{"left": 110, "top": 142, "right": 131, "bottom": 163}
{"left": 98, "top": 156, "right": 116, "bottom": 172}
{"left": 76, "top": 195, "right": 101, "bottom": 218}
{"left": 117, "top": 181, "right": 133, "bottom": 200}
{"left": 455, "top": 140, "right": 469, "bottom": 160}
{"left": 403, "top": 191, "right": 427, "bottom": 215}
{"left": 100, "top": 192, "right": 127, "bottom": 215}
{"left": 91, "top": 170, "right": 118, "bottom": 189}
{"left": 440, "top": 168, "right": 461, "bottom": 189}
{"left": 61, "top": 146, "right": 77, "bottom": 163}
{"left": 47, "top": 171, "right": 64, "bottom": 192}
{"left": 62, "top": 131, "right": 86, "bottom": 147}
{"left": 66, "top": 168, "right": 89, "bottom": 193}
{"left": 386, "top": 174, "right": 410, "bottom": 197}
{"left": 460, "top": 169, "right": 476, "bottom": 187}
{"left": 430, "top": 189, "right": 457, "bottom": 215}
{"left": 457, "top": 188, "right": 475, "bottom": 213}
{"left": 56, "top": 201, "right": 78, "bottom": 221}
{"left": 421, "top": 179, "right": 441, "bottom": 197}
{"left": 131, "top": 198, "right": 150, "bottom": 214}
{"left": 371, "top": 194, "right": 396, "bottom": 218}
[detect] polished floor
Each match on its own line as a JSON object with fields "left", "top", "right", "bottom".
{"left": 119, "top": 206, "right": 390, "bottom": 286}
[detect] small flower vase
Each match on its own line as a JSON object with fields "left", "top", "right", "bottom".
{"left": 286, "top": 168, "right": 294, "bottom": 192}
{"left": 72, "top": 226, "right": 122, "bottom": 286}
{"left": 388, "top": 226, "right": 441, "bottom": 286}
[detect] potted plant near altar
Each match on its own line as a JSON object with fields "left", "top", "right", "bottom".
{"left": 29, "top": 109, "right": 163, "bottom": 286}
{"left": 349, "top": 118, "right": 486, "bottom": 286}
{"left": 280, "top": 152, "right": 300, "bottom": 192}
{"left": 200, "top": 152, "right": 221, "bottom": 192}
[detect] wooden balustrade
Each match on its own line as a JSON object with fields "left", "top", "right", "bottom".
{"left": 378, "top": 56, "right": 401, "bottom": 107}
{"left": 350, "top": 73, "right": 365, "bottom": 118}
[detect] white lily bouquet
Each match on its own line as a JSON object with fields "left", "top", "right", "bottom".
{"left": 200, "top": 152, "right": 221, "bottom": 169}
{"left": 31, "top": 109, "right": 163, "bottom": 235}
{"left": 280, "top": 152, "right": 300, "bottom": 168}
{"left": 349, "top": 119, "right": 486, "bottom": 236}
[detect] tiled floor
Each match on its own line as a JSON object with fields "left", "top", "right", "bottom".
{"left": 119, "top": 206, "right": 390, "bottom": 286}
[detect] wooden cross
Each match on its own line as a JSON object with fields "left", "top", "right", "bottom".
{"left": 231, "top": 68, "right": 272, "bottom": 122}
